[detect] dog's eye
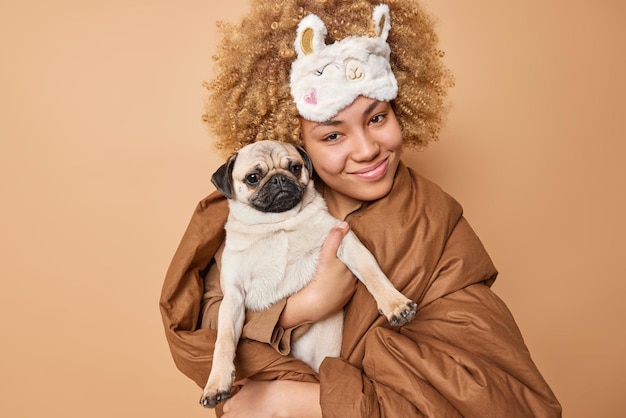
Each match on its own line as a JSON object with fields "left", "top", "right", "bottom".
{"left": 290, "top": 164, "right": 302, "bottom": 176}
{"left": 245, "top": 173, "right": 260, "bottom": 185}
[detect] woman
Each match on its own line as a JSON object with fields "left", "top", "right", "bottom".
{"left": 160, "top": 1, "right": 561, "bottom": 416}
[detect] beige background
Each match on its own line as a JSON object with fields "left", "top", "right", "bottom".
{"left": 1, "top": 0, "right": 624, "bottom": 417}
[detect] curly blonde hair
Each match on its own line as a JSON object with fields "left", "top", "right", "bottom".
{"left": 203, "top": 0, "right": 454, "bottom": 157}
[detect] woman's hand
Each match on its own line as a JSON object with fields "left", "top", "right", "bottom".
{"left": 278, "top": 222, "right": 358, "bottom": 329}
{"left": 222, "top": 379, "right": 322, "bottom": 418}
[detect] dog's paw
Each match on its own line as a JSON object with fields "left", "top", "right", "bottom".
{"left": 199, "top": 390, "right": 231, "bottom": 408}
{"left": 383, "top": 300, "right": 417, "bottom": 327}
{"left": 200, "top": 368, "right": 235, "bottom": 408}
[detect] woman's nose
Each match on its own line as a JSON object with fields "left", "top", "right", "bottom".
{"left": 351, "top": 131, "right": 380, "bottom": 161}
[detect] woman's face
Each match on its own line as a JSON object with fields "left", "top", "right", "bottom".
{"left": 300, "top": 96, "right": 403, "bottom": 218}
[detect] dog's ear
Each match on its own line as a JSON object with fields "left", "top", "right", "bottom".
{"left": 211, "top": 153, "right": 237, "bottom": 199}
{"left": 294, "top": 144, "right": 314, "bottom": 177}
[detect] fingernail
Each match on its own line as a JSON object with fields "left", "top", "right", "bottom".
{"left": 338, "top": 221, "right": 349, "bottom": 231}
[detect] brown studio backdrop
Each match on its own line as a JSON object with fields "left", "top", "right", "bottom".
{"left": 0, "top": 0, "right": 624, "bottom": 417}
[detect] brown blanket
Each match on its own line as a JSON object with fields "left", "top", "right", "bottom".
{"left": 160, "top": 163, "right": 561, "bottom": 417}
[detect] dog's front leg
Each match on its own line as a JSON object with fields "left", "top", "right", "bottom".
{"left": 200, "top": 284, "right": 245, "bottom": 408}
{"left": 339, "top": 232, "right": 417, "bottom": 326}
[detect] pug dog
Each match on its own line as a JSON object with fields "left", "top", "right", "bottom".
{"left": 200, "top": 140, "right": 417, "bottom": 408}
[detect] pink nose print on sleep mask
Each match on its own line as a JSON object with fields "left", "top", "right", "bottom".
{"left": 304, "top": 89, "right": 318, "bottom": 105}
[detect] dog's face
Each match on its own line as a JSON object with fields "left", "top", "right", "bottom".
{"left": 211, "top": 140, "right": 314, "bottom": 213}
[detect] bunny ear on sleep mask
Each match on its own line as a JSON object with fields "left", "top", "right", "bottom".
{"left": 290, "top": 4, "right": 398, "bottom": 122}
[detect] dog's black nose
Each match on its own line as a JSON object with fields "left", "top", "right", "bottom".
{"left": 271, "top": 174, "right": 288, "bottom": 187}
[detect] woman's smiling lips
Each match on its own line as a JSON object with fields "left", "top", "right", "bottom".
{"left": 349, "top": 157, "right": 389, "bottom": 180}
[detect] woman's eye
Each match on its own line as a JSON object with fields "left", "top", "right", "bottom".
{"left": 370, "top": 113, "right": 385, "bottom": 124}
{"left": 290, "top": 164, "right": 302, "bottom": 176}
{"left": 323, "top": 133, "right": 341, "bottom": 142}
{"left": 245, "top": 173, "right": 259, "bottom": 185}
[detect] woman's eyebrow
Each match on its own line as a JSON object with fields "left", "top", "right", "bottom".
{"left": 310, "top": 119, "right": 342, "bottom": 132}
{"left": 363, "top": 100, "right": 382, "bottom": 117}
{"left": 309, "top": 100, "right": 382, "bottom": 133}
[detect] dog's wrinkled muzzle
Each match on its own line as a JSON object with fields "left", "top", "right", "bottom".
{"left": 251, "top": 174, "right": 303, "bottom": 213}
